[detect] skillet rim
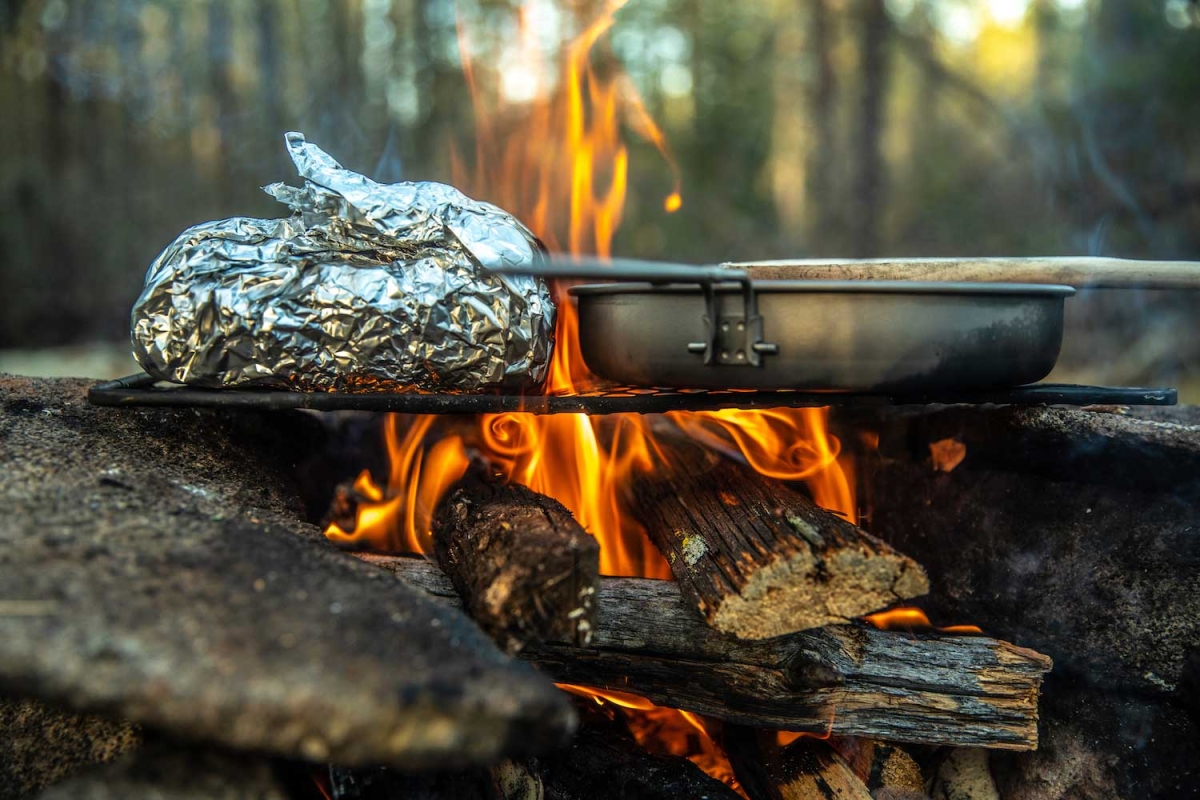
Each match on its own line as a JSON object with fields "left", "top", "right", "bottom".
{"left": 568, "top": 280, "right": 1076, "bottom": 297}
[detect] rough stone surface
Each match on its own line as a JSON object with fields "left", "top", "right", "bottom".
{"left": 34, "top": 742, "right": 287, "bottom": 800}
{"left": 862, "top": 415, "right": 1199, "bottom": 698}
{"left": 0, "top": 376, "right": 573, "bottom": 769}
{"left": 0, "top": 698, "right": 140, "bottom": 800}
{"left": 846, "top": 403, "right": 1200, "bottom": 499}
{"left": 855, "top": 403, "right": 1200, "bottom": 798}
{"left": 991, "top": 689, "right": 1199, "bottom": 800}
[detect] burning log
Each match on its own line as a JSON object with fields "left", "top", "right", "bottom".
{"left": 432, "top": 466, "right": 600, "bottom": 654}
{"left": 325, "top": 700, "right": 744, "bottom": 800}
{"left": 528, "top": 699, "right": 745, "bottom": 800}
{"left": 366, "top": 555, "right": 1052, "bottom": 750}
{"left": 723, "top": 728, "right": 874, "bottom": 800}
{"left": 627, "top": 443, "right": 929, "bottom": 639}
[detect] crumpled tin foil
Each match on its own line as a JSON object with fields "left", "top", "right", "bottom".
{"left": 131, "top": 132, "right": 555, "bottom": 391}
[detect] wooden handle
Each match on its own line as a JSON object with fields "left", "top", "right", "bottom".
{"left": 725, "top": 257, "right": 1200, "bottom": 290}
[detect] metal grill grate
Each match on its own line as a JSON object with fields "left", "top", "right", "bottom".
{"left": 87, "top": 373, "right": 1176, "bottom": 415}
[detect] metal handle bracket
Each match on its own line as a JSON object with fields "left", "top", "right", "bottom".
{"left": 480, "top": 255, "right": 778, "bottom": 368}
{"left": 685, "top": 273, "right": 778, "bottom": 367}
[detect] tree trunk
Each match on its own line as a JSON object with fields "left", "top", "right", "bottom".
{"left": 851, "top": 0, "right": 890, "bottom": 257}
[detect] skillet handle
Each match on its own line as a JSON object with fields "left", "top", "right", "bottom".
{"left": 722, "top": 257, "right": 1200, "bottom": 290}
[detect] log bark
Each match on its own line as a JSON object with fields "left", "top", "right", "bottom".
{"left": 627, "top": 444, "right": 928, "bottom": 639}
{"left": 367, "top": 555, "right": 1052, "bottom": 750}
{"left": 432, "top": 467, "right": 600, "bottom": 654}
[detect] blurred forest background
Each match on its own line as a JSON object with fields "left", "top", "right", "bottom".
{"left": 1, "top": 0, "right": 1199, "bottom": 395}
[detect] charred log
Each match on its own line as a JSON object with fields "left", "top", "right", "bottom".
{"left": 529, "top": 700, "right": 744, "bottom": 800}
{"left": 724, "top": 727, "right": 873, "bottom": 800}
{"left": 627, "top": 442, "right": 928, "bottom": 639}
{"left": 367, "top": 555, "right": 1052, "bottom": 750}
{"left": 432, "top": 466, "right": 600, "bottom": 654}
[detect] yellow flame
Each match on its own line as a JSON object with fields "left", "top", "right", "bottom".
{"left": 324, "top": 4, "right": 861, "bottom": 786}
{"left": 557, "top": 684, "right": 745, "bottom": 796}
{"left": 864, "top": 607, "right": 983, "bottom": 634}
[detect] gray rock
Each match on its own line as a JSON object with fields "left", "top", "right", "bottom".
{"left": 0, "top": 376, "right": 573, "bottom": 769}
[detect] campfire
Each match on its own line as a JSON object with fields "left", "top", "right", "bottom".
{"left": 317, "top": 3, "right": 1031, "bottom": 795}
{"left": 5, "top": 2, "right": 1199, "bottom": 799}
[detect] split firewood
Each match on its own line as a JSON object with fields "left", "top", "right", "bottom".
{"left": 828, "top": 736, "right": 926, "bottom": 797}
{"left": 432, "top": 466, "right": 600, "bottom": 654}
{"left": 366, "top": 555, "right": 1053, "bottom": 750}
{"left": 724, "top": 727, "right": 873, "bottom": 800}
{"left": 627, "top": 442, "right": 929, "bottom": 639}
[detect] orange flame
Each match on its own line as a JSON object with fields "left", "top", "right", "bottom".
{"left": 557, "top": 685, "right": 745, "bottom": 796}
{"left": 324, "top": 416, "right": 469, "bottom": 553}
{"left": 481, "top": 412, "right": 670, "bottom": 577}
{"left": 324, "top": 0, "right": 858, "bottom": 559}
{"left": 324, "top": 2, "right": 858, "bottom": 785}
{"left": 863, "top": 607, "right": 983, "bottom": 635}
{"left": 671, "top": 407, "right": 856, "bottom": 522}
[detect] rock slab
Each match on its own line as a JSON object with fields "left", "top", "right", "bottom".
{"left": 0, "top": 376, "right": 573, "bottom": 769}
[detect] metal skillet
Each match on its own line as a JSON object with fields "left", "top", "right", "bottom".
{"left": 484, "top": 257, "right": 1075, "bottom": 392}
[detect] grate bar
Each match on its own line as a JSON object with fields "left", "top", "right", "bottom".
{"left": 87, "top": 374, "right": 1176, "bottom": 415}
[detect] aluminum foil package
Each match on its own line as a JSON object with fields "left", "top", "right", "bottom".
{"left": 131, "top": 132, "right": 555, "bottom": 391}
